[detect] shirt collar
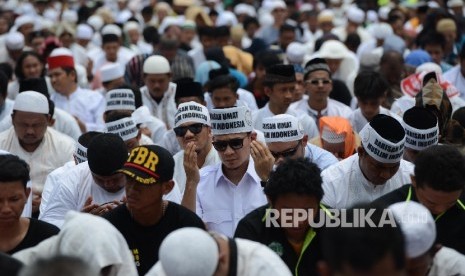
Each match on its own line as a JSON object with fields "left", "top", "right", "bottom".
{"left": 215, "top": 158, "right": 261, "bottom": 187}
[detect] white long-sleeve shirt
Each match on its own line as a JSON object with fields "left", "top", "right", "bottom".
{"left": 321, "top": 154, "right": 413, "bottom": 209}
{"left": 290, "top": 95, "right": 353, "bottom": 123}
{"left": 140, "top": 83, "right": 177, "bottom": 129}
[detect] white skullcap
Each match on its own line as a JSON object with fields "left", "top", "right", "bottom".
{"left": 262, "top": 114, "right": 304, "bottom": 143}
{"left": 347, "top": 6, "right": 365, "bottom": 24}
{"left": 448, "top": 0, "right": 464, "bottom": 8}
{"left": 318, "top": 9, "right": 334, "bottom": 23}
{"left": 76, "top": 24, "right": 94, "bottom": 40}
{"left": 366, "top": 10, "right": 378, "bottom": 23}
{"left": 415, "top": 62, "right": 442, "bottom": 74}
{"left": 105, "top": 89, "right": 136, "bottom": 112}
{"left": 74, "top": 141, "right": 88, "bottom": 164}
{"left": 286, "top": 42, "right": 306, "bottom": 64}
{"left": 428, "top": 1, "right": 440, "bottom": 8}
{"left": 62, "top": 9, "right": 78, "bottom": 24}
{"left": 43, "top": 9, "right": 59, "bottom": 22}
{"left": 158, "top": 16, "right": 181, "bottom": 35}
{"left": 132, "top": 106, "right": 152, "bottom": 126}
{"left": 318, "top": 40, "right": 350, "bottom": 59}
{"left": 174, "top": 101, "right": 211, "bottom": 128}
{"left": 259, "top": 13, "right": 274, "bottom": 27}
{"left": 267, "top": 0, "right": 286, "bottom": 11}
{"left": 49, "top": 47, "right": 73, "bottom": 57}
{"left": 370, "top": 23, "right": 393, "bottom": 40}
{"left": 100, "top": 63, "right": 124, "bottom": 82}
{"left": 300, "top": 3, "right": 313, "bottom": 12}
{"left": 87, "top": 15, "right": 104, "bottom": 31}
{"left": 216, "top": 11, "right": 238, "bottom": 27}
{"left": 123, "top": 21, "right": 140, "bottom": 33}
{"left": 13, "top": 91, "right": 49, "bottom": 114}
{"left": 159, "top": 228, "right": 219, "bottom": 276}
{"left": 5, "top": 31, "right": 24, "bottom": 50}
{"left": 388, "top": 201, "right": 436, "bottom": 258}
{"left": 321, "top": 125, "right": 346, "bottom": 143}
{"left": 211, "top": 106, "right": 253, "bottom": 135}
{"left": 359, "top": 115, "right": 405, "bottom": 164}
{"left": 234, "top": 4, "right": 257, "bottom": 17}
{"left": 143, "top": 55, "right": 171, "bottom": 74}
{"left": 14, "top": 15, "right": 34, "bottom": 29}
{"left": 101, "top": 24, "right": 122, "bottom": 37}
{"left": 378, "top": 6, "right": 391, "bottom": 20}
{"left": 106, "top": 117, "right": 139, "bottom": 141}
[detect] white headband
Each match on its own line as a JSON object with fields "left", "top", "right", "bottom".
{"left": 404, "top": 122, "right": 439, "bottom": 151}
{"left": 262, "top": 114, "right": 304, "bottom": 143}
{"left": 210, "top": 106, "right": 253, "bottom": 135}
{"left": 359, "top": 124, "right": 405, "bottom": 163}
{"left": 174, "top": 102, "right": 211, "bottom": 128}
{"left": 105, "top": 117, "right": 139, "bottom": 141}
{"left": 105, "top": 89, "right": 136, "bottom": 112}
{"left": 74, "top": 142, "right": 88, "bottom": 164}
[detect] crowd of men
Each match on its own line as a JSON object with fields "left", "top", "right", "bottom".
{"left": 1, "top": 0, "right": 465, "bottom": 275}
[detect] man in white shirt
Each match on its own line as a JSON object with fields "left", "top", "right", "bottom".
{"left": 290, "top": 58, "right": 352, "bottom": 124}
{"left": 47, "top": 48, "right": 106, "bottom": 132}
{"left": 253, "top": 64, "right": 319, "bottom": 139}
{"left": 321, "top": 114, "right": 413, "bottom": 209}
{"left": 187, "top": 106, "right": 267, "bottom": 237}
{"left": 39, "top": 133, "right": 128, "bottom": 228}
{"left": 0, "top": 91, "right": 75, "bottom": 214}
{"left": 140, "top": 55, "right": 177, "bottom": 129}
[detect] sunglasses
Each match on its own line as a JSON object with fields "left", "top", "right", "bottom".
{"left": 212, "top": 136, "right": 248, "bottom": 152}
{"left": 173, "top": 123, "right": 206, "bottom": 137}
{"left": 307, "top": 79, "right": 332, "bottom": 85}
{"left": 270, "top": 142, "right": 301, "bottom": 159}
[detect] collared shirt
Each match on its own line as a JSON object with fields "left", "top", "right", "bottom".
{"left": 173, "top": 146, "right": 221, "bottom": 195}
{"left": 50, "top": 87, "right": 106, "bottom": 131}
{"left": 196, "top": 158, "right": 268, "bottom": 237}
{"left": 304, "top": 144, "right": 339, "bottom": 171}
{"left": 0, "top": 127, "right": 75, "bottom": 194}
{"left": 290, "top": 96, "right": 353, "bottom": 124}
{"left": 321, "top": 154, "right": 413, "bottom": 209}
{"left": 253, "top": 103, "right": 319, "bottom": 139}
{"left": 140, "top": 83, "right": 177, "bottom": 129}
{"left": 348, "top": 106, "right": 402, "bottom": 133}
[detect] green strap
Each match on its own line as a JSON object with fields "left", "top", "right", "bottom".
{"left": 406, "top": 186, "right": 412, "bottom": 202}
{"left": 457, "top": 199, "right": 465, "bottom": 210}
{"left": 295, "top": 228, "right": 316, "bottom": 276}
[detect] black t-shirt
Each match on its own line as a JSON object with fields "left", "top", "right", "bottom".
{"left": 7, "top": 218, "right": 59, "bottom": 255}
{"left": 103, "top": 202, "right": 205, "bottom": 276}
{"left": 235, "top": 205, "right": 321, "bottom": 276}
{"left": 373, "top": 184, "right": 465, "bottom": 255}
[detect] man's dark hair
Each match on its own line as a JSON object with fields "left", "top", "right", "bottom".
{"left": 0, "top": 63, "right": 13, "bottom": 81}
{"left": 354, "top": 71, "right": 389, "bottom": 100}
{"left": 414, "top": 145, "right": 465, "bottom": 192}
{"left": 19, "top": 256, "right": 94, "bottom": 276}
{"left": 208, "top": 75, "right": 239, "bottom": 94}
{"left": 143, "top": 26, "right": 160, "bottom": 45}
{"left": 279, "top": 24, "right": 296, "bottom": 34}
{"left": 0, "top": 71, "right": 8, "bottom": 98}
{"left": 216, "top": 26, "right": 230, "bottom": 37}
{"left": 253, "top": 50, "right": 281, "bottom": 70}
{"left": 0, "top": 154, "right": 30, "bottom": 188}
{"left": 420, "top": 31, "right": 447, "bottom": 50}
{"left": 141, "top": 6, "right": 154, "bottom": 17}
{"left": 243, "top": 16, "right": 259, "bottom": 30}
{"left": 320, "top": 204, "right": 406, "bottom": 273}
{"left": 264, "top": 158, "right": 323, "bottom": 203}
{"left": 78, "top": 131, "right": 102, "bottom": 148}
{"left": 15, "top": 51, "right": 45, "bottom": 80}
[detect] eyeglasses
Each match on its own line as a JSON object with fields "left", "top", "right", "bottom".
{"left": 270, "top": 142, "right": 301, "bottom": 159}
{"left": 306, "top": 79, "right": 332, "bottom": 85}
{"left": 173, "top": 123, "right": 206, "bottom": 137}
{"left": 212, "top": 136, "right": 248, "bottom": 152}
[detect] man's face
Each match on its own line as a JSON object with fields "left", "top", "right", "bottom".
{"left": 31, "top": 37, "right": 45, "bottom": 53}
{"left": 424, "top": 44, "right": 444, "bottom": 65}
{"left": 18, "top": 24, "right": 34, "bottom": 41}
{"left": 12, "top": 111, "right": 49, "bottom": 148}
{"left": 245, "top": 22, "right": 259, "bottom": 38}
{"left": 307, "top": 16, "right": 318, "bottom": 32}
{"left": 266, "top": 82, "right": 296, "bottom": 110}
{"left": 306, "top": 71, "right": 332, "bottom": 102}
{"left": 175, "top": 122, "right": 211, "bottom": 151}
{"left": 144, "top": 73, "right": 171, "bottom": 99}
{"left": 279, "top": 30, "right": 295, "bottom": 50}
{"left": 59, "top": 33, "right": 74, "bottom": 48}
{"left": 272, "top": 193, "right": 319, "bottom": 239}
{"left": 125, "top": 177, "right": 171, "bottom": 212}
{"left": 272, "top": 8, "right": 287, "bottom": 24}
{"left": 322, "top": 140, "right": 345, "bottom": 159}
{"left": 103, "top": 42, "right": 120, "bottom": 62}
{"left": 180, "top": 29, "right": 196, "bottom": 44}
{"left": 0, "top": 181, "right": 30, "bottom": 226}
{"left": 211, "top": 88, "right": 238, "bottom": 108}
{"left": 200, "top": 36, "right": 216, "bottom": 50}
{"left": 357, "top": 98, "right": 383, "bottom": 122}
{"left": 414, "top": 183, "right": 462, "bottom": 215}
{"left": 320, "top": 22, "right": 334, "bottom": 33}
{"left": 127, "top": 29, "right": 140, "bottom": 44}
{"left": 91, "top": 172, "right": 126, "bottom": 193}
{"left": 293, "top": 73, "right": 305, "bottom": 102}
{"left": 267, "top": 139, "right": 305, "bottom": 166}
{"left": 49, "top": 67, "right": 74, "bottom": 93}
{"left": 22, "top": 55, "right": 43, "bottom": 79}
{"left": 214, "top": 133, "right": 252, "bottom": 170}
{"left": 358, "top": 148, "right": 400, "bottom": 185}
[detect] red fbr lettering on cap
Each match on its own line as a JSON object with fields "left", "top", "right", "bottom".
{"left": 47, "top": 56, "right": 75, "bottom": 70}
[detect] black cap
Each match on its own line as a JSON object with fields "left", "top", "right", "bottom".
{"left": 370, "top": 114, "right": 405, "bottom": 143}
{"left": 174, "top": 78, "right": 204, "bottom": 100}
{"left": 264, "top": 64, "right": 296, "bottom": 83}
{"left": 118, "top": 145, "right": 174, "bottom": 185}
{"left": 304, "top": 58, "right": 331, "bottom": 78}
{"left": 87, "top": 133, "right": 128, "bottom": 176}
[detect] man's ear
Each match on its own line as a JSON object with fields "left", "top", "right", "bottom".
{"left": 301, "top": 134, "right": 308, "bottom": 145}
{"left": 357, "top": 145, "right": 364, "bottom": 157}
{"left": 162, "top": 180, "right": 175, "bottom": 195}
{"left": 264, "top": 86, "right": 272, "bottom": 97}
{"left": 49, "top": 117, "right": 56, "bottom": 127}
